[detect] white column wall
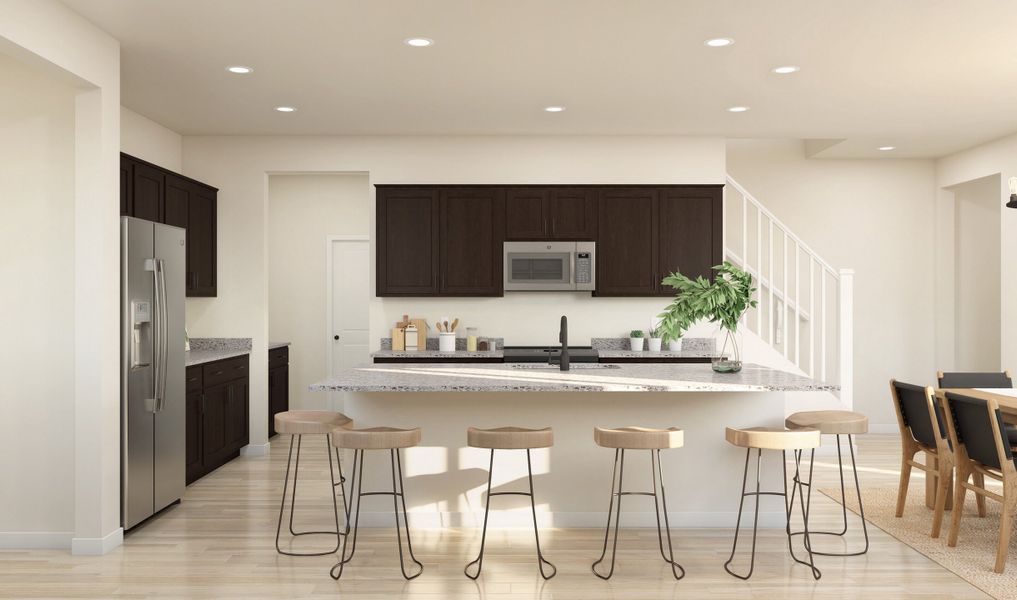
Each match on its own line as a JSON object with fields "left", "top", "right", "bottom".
{"left": 0, "top": 0, "right": 121, "bottom": 553}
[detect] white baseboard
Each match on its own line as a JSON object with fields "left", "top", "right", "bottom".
{"left": 0, "top": 531, "right": 73, "bottom": 549}
{"left": 350, "top": 510, "right": 787, "bottom": 529}
{"left": 241, "top": 442, "right": 270, "bottom": 457}
{"left": 71, "top": 527, "right": 123, "bottom": 555}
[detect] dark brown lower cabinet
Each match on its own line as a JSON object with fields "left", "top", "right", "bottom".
{"left": 268, "top": 346, "right": 289, "bottom": 438}
{"left": 185, "top": 355, "right": 250, "bottom": 485}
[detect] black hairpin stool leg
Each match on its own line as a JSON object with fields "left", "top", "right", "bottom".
{"left": 724, "top": 448, "right": 763, "bottom": 580}
{"left": 788, "top": 434, "right": 869, "bottom": 556}
{"left": 275, "top": 434, "right": 342, "bottom": 556}
{"left": 465, "top": 449, "right": 556, "bottom": 580}
{"left": 593, "top": 449, "right": 685, "bottom": 580}
{"left": 785, "top": 449, "right": 822, "bottom": 579}
{"left": 392, "top": 448, "right": 424, "bottom": 580}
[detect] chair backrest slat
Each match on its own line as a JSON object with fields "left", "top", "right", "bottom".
{"left": 938, "top": 371, "right": 1013, "bottom": 389}
{"left": 943, "top": 392, "right": 1012, "bottom": 470}
{"left": 892, "top": 381, "right": 946, "bottom": 448}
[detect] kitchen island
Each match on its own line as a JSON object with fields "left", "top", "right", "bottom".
{"left": 311, "top": 363, "right": 837, "bottom": 529}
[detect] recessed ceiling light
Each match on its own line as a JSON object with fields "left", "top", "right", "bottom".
{"left": 274, "top": 106, "right": 297, "bottom": 113}
{"left": 727, "top": 106, "right": 749, "bottom": 113}
{"left": 544, "top": 106, "right": 565, "bottom": 112}
{"left": 878, "top": 146, "right": 896, "bottom": 151}
{"left": 705, "top": 38, "right": 734, "bottom": 47}
{"left": 772, "top": 65, "right": 800, "bottom": 74}
{"left": 405, "top": 37, "right": 434, "bottom": 47}
{"left": 226, "top": 65, "right": 253, "bottom": 74}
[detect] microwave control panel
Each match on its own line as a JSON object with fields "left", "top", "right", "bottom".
{"left": 575, "top": 252, "right": 592, "bottom": 284}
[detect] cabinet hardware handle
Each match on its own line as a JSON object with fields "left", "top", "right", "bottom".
{"left": 234, "top": 366, "right": 244, "bottom": 370}
{"left": 211, "top": 370, "right": 223, "bottom": 376}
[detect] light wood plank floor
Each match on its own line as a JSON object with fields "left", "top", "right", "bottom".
{"left": 0, "top": 434, "right": 990, "bottom": 599}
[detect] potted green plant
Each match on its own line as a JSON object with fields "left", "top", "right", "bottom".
{"left": 660, "top": 261, "right": 758, "bottom": 373}
{"left": 646, "top": 323, "right": 663, "bottom": 352}
{"left": 629, "top": 329, "right": 645, "bottom": 352}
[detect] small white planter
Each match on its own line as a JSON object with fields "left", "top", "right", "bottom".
{"left": 667, "top": 340, "right": 681, "bottom": 352}
{"left": 629, "top": 337, "right": 644, "bottom": 351}
{"left": 438, "top": 332, "right": 457, "bottom": 352}
{"left": 647, "top": 337, "right": 662, "bottom": 352}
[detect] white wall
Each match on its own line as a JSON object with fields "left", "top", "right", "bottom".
{"left": 936, "top": 134, "right": 1017, "bottom": 372}
{"left": 0, "top": 53, "right": 77, "bottom": 543}
{"left": 182, "top": 135, "right": 725, "bottom": 446}
{"left": 949, "top": 175, "right": 1001, "bottom": 371}
{"left": 268, "top": 174, "right": 371, "bottom": 410}
{"left": 120, "top": 106, "right": 181, "bottom": 171}
{"left": 0, "top": 0, "right": 121, "bottom": 553}
{"left": 726, "top": 139, "right": 937, "bottom": 426}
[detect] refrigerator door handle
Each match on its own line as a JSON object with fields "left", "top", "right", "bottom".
{"left": 144, "top": 259, "right": 161, "bottom": 413}
{"left": 156, "top": 258, "right": 169, "bottom": 413}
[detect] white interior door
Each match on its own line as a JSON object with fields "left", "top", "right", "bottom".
{"left": 329, "top": 239, "right": 371, "bottom": 409}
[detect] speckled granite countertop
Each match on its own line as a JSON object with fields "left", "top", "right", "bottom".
{"left": 597, "top": 350, "right": 717, "bottom": 359}
{"left": 373, "top": 350, "right": 504, "bottom": 359}
{"left": 186, "top": 337, "right": 252, "bottom": 367}
{"left": 310, "top": 363, "right": 837, "bottom": 393}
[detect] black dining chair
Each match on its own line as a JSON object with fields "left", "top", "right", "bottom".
{"left": 890, "top": 380, "right": 953, "bottom": 538}
{"left": 940, "top": 391, "right": 1017, "bottom": 573}
{"left": 937, "top": 371, "right": 1017, "bottom": 448}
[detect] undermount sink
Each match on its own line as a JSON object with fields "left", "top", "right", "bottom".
{"left": 509, "top": 363, "right": 621, "bottom": 370}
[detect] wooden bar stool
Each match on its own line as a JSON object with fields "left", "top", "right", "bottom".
{"left": 590, "top": 426, "right": 686, "bottom": 581}
{"left": 273, "top": 410, "right": 352, "bottom": 557}
{"left": 464, "top": 426, "right": 556, "bottom": 580}
{"left": 329, "top": 426, "right": 423, "bottom": 581}
{"left": 785, "top": 410, "right": 870, "bottom": 556}
{"left": 723, "top": 426, "right": 822, "bottom": 581}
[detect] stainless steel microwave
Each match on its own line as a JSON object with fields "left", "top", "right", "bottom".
{"left": 503, "top": 241, "right": 595, "bottom": 292}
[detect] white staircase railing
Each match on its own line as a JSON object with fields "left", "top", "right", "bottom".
{"left": 723, "top": 176, "right": 853, "bottom": 408}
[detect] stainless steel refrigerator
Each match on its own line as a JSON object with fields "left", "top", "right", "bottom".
{"left": 121, "top": 216, "right": 186, "bottom": 530}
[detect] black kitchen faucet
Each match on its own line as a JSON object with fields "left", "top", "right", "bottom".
{"left": 559, "top": 315, "right": 570, "bottom": 371}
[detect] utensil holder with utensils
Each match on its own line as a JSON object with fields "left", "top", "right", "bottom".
{"left": 438, "top": 332, "right": 456, "bottom": 352}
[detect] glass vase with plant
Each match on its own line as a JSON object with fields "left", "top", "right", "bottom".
{"left": 660, "top": 261, "right": 758, "bottom": 373}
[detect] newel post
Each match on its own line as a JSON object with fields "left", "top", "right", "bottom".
{"left": 838, "top": 268, "right": 854, "bottom": 410}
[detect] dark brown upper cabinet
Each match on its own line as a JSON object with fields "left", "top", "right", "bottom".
{"left": 120, "top": 153, "right": 218, "bottom": 297}
{"left": 505, "top": 188, "right": 549, "bottom": 239}
{"left": 657, "top": 186, "right": 723, "bottom": 293}
{"left": 504, "top": 187, "right": 597, "bottom": 240}
{"left": 439, "top": 187, "right": 505, "bottom": 296}
{"left": 376, "top": 186, "right": 440, "bottom": 296}
{"left": 132, "top": 162, "right": 164, "bottom": 223}
{"left": 375, "top": 184, "right": 721, "bottom": 298}
{"left": 595, "top": 188, "right": 659, "bottom": 296}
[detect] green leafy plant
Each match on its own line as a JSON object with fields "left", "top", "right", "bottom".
{"left": 658, "top": 262, "right": 758, "bottom": 360}
{"left": 629, "top": 329, "right": 644, "bottom": 338}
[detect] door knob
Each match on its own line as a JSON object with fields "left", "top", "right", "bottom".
{"left": 334, "top": 335, "right": 340, "bottom": 341}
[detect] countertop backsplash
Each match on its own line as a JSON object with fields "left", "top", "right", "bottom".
{"left": 591, "top": 337, "right": 716, "bottom": 353}
{"left": 188, "top": 337, "right": 253, "bottom": 352}
{"left": 381, "top": 337, "right": 504, "bottom": 351}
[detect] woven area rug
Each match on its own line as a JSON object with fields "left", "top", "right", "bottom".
{"left": 821, "top": 486, "right": 1017, "bottom": 599}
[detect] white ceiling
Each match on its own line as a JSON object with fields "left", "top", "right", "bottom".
{"left": 61, "top": 0, "right": 1017, "bottom": 158}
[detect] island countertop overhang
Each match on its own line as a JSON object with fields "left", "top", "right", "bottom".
{"left": 310, "top": 363, "right": 837, "bottom": 393}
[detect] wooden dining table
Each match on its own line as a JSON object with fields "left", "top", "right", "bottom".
{"left": 925, "top": 388, "right": 1017, "bottom": 509}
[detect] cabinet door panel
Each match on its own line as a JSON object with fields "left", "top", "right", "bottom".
{"left": 164, "top": 174, "right": 190, "bottom": 229}
{"left": 658, "top": 187, "right": 722, "bottom": 293}
{"left": 268, "top": 365, "right": 289, "bottom": 438}
{"left": 185, "top": 390, "right": 203, "bottom": 484}
{"left": 201, "top": 383, "right": 230, "bottom": 468}
{"left": 505, "top": 188, "right": 548, "bottom": 240}
{"left": 132, "top": 162, "right": 165, "bottom": 222}
{"left": 596, "top": 189, "right": 658, "bottom": 295}
{"left": 187, "top": 185, "right": 217, "bottom": 296}
{"left": 376, "top": 187, "right": 439, "bottom": 295}
{"left": 226, "top": 379, "right": 249, "bottom": 453}
{"left": 549, "top": 188, "right": 597, "bottom": 240}
{"left": 439, "top": 188, "right": 505, "bottom": 296}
